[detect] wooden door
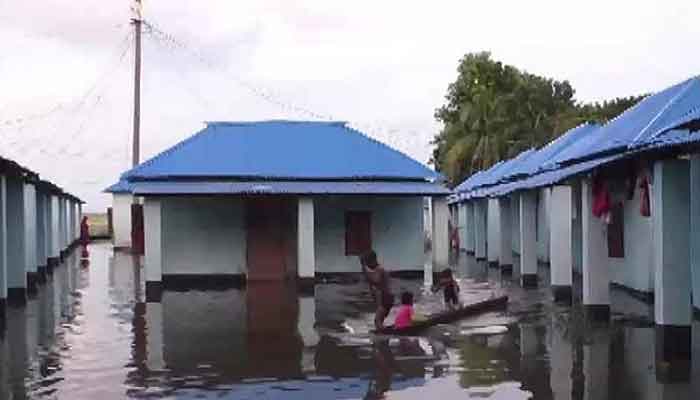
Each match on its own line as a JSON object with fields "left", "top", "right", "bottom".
{"left": 246, "top": 197, "right": 289, "bottom": 280}
{"left": 131, "top": 204, "right": 144, "bottom": 255}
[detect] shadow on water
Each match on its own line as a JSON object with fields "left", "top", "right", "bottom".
{"left": 0, "top": 242, "right": 699, "bottom": 398}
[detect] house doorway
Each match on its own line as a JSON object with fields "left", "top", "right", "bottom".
{"left": 246, "top": 197, "right": 296, "bottom": 280}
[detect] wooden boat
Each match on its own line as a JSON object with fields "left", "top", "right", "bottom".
{"left": 374, "top": 295, "right": 509, "bottom": 335}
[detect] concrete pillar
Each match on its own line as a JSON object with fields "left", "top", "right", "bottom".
{"left": 112, "top": 193, "right": 133, "bottom": 249}
{"left": 57, "top": 197, "right": 65, "bottom": 254}
{"left": 474, "top": 199, "right": 487, "bottom": 261}
{"left": 465, "top": 202, "right": 475, "bottom": 254}
{"left": 457, "top": 203, "right": 467, "bottom": 251}
{"left": 511, "top": 193, "right": 521, "bottom": 255}
{"left": 653, "top": 159, "right": 691, "bottom": 382}
{"left": 35, "top": 191, "right": 47, "bottom": 281}
{"left": 487, "top": 198, "right": 500, "bottom": 267}
{"left": 144, "top": 198, "right": 162, "bottom": 302}
{"left": 581, "top": 178, "right": 610, "bottom": 322}
{"left": 519, "top": 191, "right": 538, "bottom": 288}
{"left": 6, "top": 176, "right": 27, "bottom": 302}
{"left": 297, "top": 197, "right": 315, "bottom": 284}
{"left": 550, "top": 185, "right": 573, "bottom": 304}
{"left": 0, "top": 176, "right": 6, "bottom": 317}
{"left": 23, "top": 183, "right": 38, "bottom": 292}
{"left": 498, "top": 197, "right": 513, "bottom": 271}
{"left": 431, "top": 196, "right": 449, "bottom": 271}
{"left": 537, "top": 188, "right": 552, "bottom": 263}
{"left": 690, "top": 155, "right": 700, "bottom": 314}
{"left": 48, "top": 195, "right": 60, "bottom": 267}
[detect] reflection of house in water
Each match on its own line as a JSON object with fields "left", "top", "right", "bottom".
{"left": 136, "top": 281, "right": 435, "bottom": 396}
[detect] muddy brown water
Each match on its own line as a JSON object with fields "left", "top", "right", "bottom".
{"left": 0, "top": 241, "right": 698, "bottom": 399}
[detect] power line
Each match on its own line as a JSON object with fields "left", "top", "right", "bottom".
{"left": 0, "top": 30, "right": 133, "bottom": 130}
{"left": 140, "top": 18, "right": 431, "bottom": 161}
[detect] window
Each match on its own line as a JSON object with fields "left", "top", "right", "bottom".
{"left": 345, "top": 211, "right": 372, "bottom": 256}
{"left": 608, "top": 204, "right": 624, "bottom": 258}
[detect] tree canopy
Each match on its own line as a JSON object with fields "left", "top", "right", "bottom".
{"left": 431, "top": 52, "right": 645, "bottom": 186}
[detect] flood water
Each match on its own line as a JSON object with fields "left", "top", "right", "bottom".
{"left": 0, "top": 241, "right": 699, "bottom": 399}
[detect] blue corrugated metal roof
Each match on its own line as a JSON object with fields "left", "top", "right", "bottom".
{"left": 123, "top": 120, "right": 442, "bottom": 182}
{"left": 130, "top": 180, "right": 450, "bottom": 196}
{"left": 556, "top": 77, "right": 700, "bottom": 164}
{"left": 104, "top": 179, "right": 132, "bottom": 194}
{"left": 452, "top": 77, "right": 700, "bottom": 202}
{"left": 504, "top": 123, "right": 600, "bottom": 178}
{"left": 453, "top": 149, "right": 535, "bottom": 195}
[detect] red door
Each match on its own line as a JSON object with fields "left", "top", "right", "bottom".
{"left": 246, "top": 197, "right": 290, "bottom": 280}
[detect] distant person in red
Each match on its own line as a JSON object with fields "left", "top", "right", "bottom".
{"left": 80, "top": 216, "right": 90, "bottom": 258}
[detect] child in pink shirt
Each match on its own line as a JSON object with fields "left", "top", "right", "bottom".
{"left": 394, "top": 291, "right": 414, "bottom": 329}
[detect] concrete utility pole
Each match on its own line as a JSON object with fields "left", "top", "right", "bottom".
{"left": 131, "top": 0, "right": 142, "bottom": 168}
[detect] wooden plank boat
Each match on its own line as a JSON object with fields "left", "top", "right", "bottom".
{"left": 373, "top": 295, "right": 509, "bottom": 336}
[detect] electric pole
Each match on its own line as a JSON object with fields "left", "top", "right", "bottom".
{"left": 131, "top": 0, "right": 142, "bottom": 168}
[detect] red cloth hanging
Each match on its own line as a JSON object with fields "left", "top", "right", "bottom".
{"left": 639, "top": 175, "right": 651, "bottom": 217}
{"left": 592, "top": 175, "right": 611, "bottom": 218}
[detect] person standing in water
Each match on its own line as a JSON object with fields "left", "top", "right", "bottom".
{"left": 360, "top": 250, "right": 394, "bottom": 330}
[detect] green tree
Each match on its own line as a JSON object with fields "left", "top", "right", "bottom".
{"left": 432, "top": 52, "right": 645, "bottom": 186}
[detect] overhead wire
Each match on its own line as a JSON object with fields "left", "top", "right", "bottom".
{"left": 140, "top": 18, "right": 428, "bottom": 160}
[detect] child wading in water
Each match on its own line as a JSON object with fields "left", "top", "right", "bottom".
{"left": 394, "top": 291, "right": 414, "bottom": 329}
{"left": 360, "top": 250, "right": 394, "bottom": 329}
{"left": 432, "top": 268, "right": 460, "bottom": 310}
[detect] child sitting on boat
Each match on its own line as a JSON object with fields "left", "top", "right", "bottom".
{"left": 394, "top": 291, "right": 414, "bottom": 329}
{"left": 432, "top": 268, "right": 461, "bottom": 310}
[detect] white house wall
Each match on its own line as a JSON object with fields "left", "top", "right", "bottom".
{"left": 607, "top": 179, "right": 655, "bottom": 293}
{"left": 112, "top": 193, "right": 133, "bottom": 248}
{"left": 314, "top": 196, "right": 424, "bottom": 273}
{"left": 161, "top": 197, "right": 246, "bottom": 276}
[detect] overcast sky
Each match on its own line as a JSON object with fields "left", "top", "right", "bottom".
{"left": 2, "top": 0, "right": 700, "bottom": 211}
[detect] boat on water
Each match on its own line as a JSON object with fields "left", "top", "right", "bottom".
{"left": 374, "top": 295, "right": 509, "bottom": 336}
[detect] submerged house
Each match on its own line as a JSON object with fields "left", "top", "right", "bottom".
{"left": 110, "top": 121, "right": 449, "bottom": 295}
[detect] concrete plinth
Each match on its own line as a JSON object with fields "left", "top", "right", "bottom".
{"left": 145, "top": 281, "right": 162, "bottom": 303}
{"left": 522, "top": 274, "right": 538, "bottom": 288}
{"left": 552, "top": 285, "right": 572, "bottom": 305}
{"left": 655, "top": 325, "right": 691, "bottom": 382}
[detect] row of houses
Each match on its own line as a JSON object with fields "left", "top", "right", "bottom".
{"left": 0, "top": 156, "right": 83, "bottom": 318}
{"left": 449, "top": 75, "right": 700, "bottom": 382}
